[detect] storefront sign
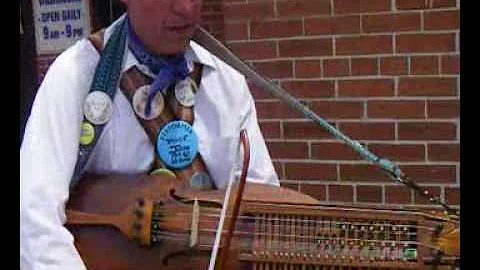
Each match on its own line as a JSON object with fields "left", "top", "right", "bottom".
{"left": 32, "top": 0, "right": 91, "bottom": 55}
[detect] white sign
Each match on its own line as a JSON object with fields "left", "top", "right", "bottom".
{"left": 32, "top": 0, "right": 91, "bottom": 55}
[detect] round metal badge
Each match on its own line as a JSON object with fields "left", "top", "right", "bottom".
{"left": 132, "top": 85, "right": 164, "bottom": 120}
{"left": 189, "top": 172, "right": 214, "bottom": 190}
{"left": 83, "top": 91, "right": 113, "bottom": 125}
{"left": 156, "top": 120, "right": 198, "bottom": 170}
{"left": 174, "top": 77, "right": 197, "bottom": 107}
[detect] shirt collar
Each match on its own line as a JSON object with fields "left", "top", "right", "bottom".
{"left": 103, "top": 14, "right": 216, "bottom": 77}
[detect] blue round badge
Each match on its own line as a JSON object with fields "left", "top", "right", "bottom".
{"left": 157, "top": 120, "right": 199, "bottom": 170}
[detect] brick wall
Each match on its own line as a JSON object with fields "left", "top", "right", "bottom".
{"left": 223, "top": 0, "right": 460, "bottom": 209}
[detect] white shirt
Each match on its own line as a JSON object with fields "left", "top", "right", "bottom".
{"left": 20, "top": 16, "right": 278, "bottom": 270}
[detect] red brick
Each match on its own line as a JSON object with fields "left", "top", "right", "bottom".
{"left": 445, "top": 187, "right": 460, "bottom": 205}
{"left": 280, "top": 182, "right": 299, "bottom": 192}
{"left": 339, "top": 122, "right": 396, "bottom": 140}
{"left": 273, "top": 161, "right": 284, "bottom": 179}
{"left": 397, "top": 0, "right": 457, "bottom": 10}
{"left": 413, "top": 186, "right": 441, "bottom": 204}
{"left": 224, "top": 22, "right": 248, "bottom": 41}
{"left": 248, "top": 82, "right": 275, "bottom": 100}
{"left": 357, "top": 185, "right": 382, "bottom": 203}
{"left": 431, "top": 0, "right": 457, "bottom": 8}
{"left": 311, "top": 100, "right": 364, "bottom": 119}
{"left": 324, "top": 59, "right": 349, "bottom": 77}
{"left": 223, "top": 2, "right": 275, "bottom": 20}
{"left": 228, "top": 41, "right": 277, "bottom": 60}
{"left": 253, "top": 60, "right": 293, "bottom": 79}
{"left": 285, "top": 163, "right": 337, "bottom": 180}
{"left": 256, "top": 100, "right": 306, "bottom": 119}
{"left": 295, "top": 60, "right": 322, "bottom": 78}
{"left": 424, "top": 10, "right": 459, "bottom": 30}
{"left": 410, "top": 56, "right": 439, "bottom": 75}
{"left": 396, "top": 0, "right": 427, "bottom": 10}
{"left": 402, "top": 165, "right": 457, "bottom": 183}
{"left": 340, "top": 164, "right": 391, "bottom": 181}
{"left": 368, "top": 100, "right": 425, "bottom": 119}
{"left": 351, "top": 57, "right": 378, "bottom": 76}
{"left": 362, "top": 13, "right": 421, "bottom": 33}
{"left": 311, "top": 142, "right": 363, "bottom": 160}
{"left": 380, "top": 56, "right": 408, "bottom": 75}
{"left": 368, "top": 143, "right": 426, "bottom": 161}
{"left": 398, "top": 122, "right": 457, "bottom": 141}
{"left": 338, "top": 79, "right": 395, "bottom": 97}
{"left": 277, "top": 0, "right": 331, "bottom": 18}
{"left": 279, "top": 39, "right": 333, "bottom": 57}
{"left": 428, "top": 100, "right": 460, "bottom": 119}
{"left": 283, "top": 121, "right": 336, "bottom": 140}
{"left": 305, "top": 16, "right": 360, "bottom": 35}
{"left": 396, "top": 33, "right": 456, "bottom": 53}
{"left": 441, "top": 55, "right": 459, "bottom": 75}
{"left": 266, "top": 141, "right": 309, "bottom": 159}
{"left": 259, "top": 121, "right": 281, "bottom": 139}
{"left": 329, "top": 185, "right": 354, "bottom": 202}
{"left": 334, "top": 0, "right": 391, "bottom": 14}
{"left": 398, "top": 77, "right": 457, "bottom": 97}
{"left": 385, "top": 185, "right": 411, "bottom": 204}
{"left": 281, "top": 80, "right": 335, "bottom": 98}
{"left": 251, "top": 19, "right": 303, "bottom": 39}
{"left": 428, "top": 144, "right": 459, "bottom": 162}
{"left": 337, "top": 35, "right": 392, "bottom": 55}
{"left": 299, "top": 184, "right": 327, "bottom": 201}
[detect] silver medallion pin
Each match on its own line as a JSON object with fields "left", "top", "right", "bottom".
{"left": 83, "top": 91, "right": 113, "bottom": 125}
{"left": 132, "top": 85, "right": 165, "bottom": 120}
{"left": 174, "top": 77, "right": 197, "bottom": 107}
{"left": 189, "top": 172, "right": 213, "bottom": 190}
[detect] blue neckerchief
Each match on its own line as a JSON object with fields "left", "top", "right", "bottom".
{"left": 126, "top": 18, "right": 189, "bottom": 116}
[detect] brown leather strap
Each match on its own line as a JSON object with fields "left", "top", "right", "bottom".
{"left": 119, "top": 66, "right": 212, "bottom": 187}
{"left": 87, "top": 29, "right": 213, "bottom": 189}
{"left": 88, "top": 29, "right": 105, "bottom": 52}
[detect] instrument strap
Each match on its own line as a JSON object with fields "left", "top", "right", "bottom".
{"left": 70, "top": 21, "right": 215, "bottom": 191}
{"left": 70, "top": 21, "right": 126, "bottom": 191}
{"left": 119, "top": 65, "right": 214, "bottom": 188}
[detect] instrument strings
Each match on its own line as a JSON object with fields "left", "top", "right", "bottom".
{"left": 149, "top": 210, "right": 438, "bottom": 232}
{"left": 147, "top": 229, "right": 443, "bottom": 254}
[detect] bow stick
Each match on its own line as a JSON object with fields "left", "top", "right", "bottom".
{"left": 207, "top": 130, "right": 250, "bottom": 270}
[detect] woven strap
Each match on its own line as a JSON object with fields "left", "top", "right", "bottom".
{"left": 119, "top": 65, "right": 213, "bottom": 187}
{"left": 70, "top": 21, "right": 126, "bottom": 191}
{"left": 84, "top": 29, "right": 214, "bottom": 189}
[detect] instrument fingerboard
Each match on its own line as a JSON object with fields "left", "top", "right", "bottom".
{"left": 240, "top": 211, "right": 423, "bottom": 269}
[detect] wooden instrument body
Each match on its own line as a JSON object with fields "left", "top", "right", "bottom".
{"left": 66, "top": 174, "right": 459, "bottom": 270}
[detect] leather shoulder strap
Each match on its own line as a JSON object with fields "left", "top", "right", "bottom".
{"left": 88, "top": 29, "right": 105, "bottom": 53}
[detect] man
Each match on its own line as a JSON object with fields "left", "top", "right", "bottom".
{"left": 20, "top": 0, "right": 279, "bottom": 269}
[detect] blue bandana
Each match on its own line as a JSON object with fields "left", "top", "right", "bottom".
{"left": 126, "top": 18, "right": 189, "bottom": 116}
